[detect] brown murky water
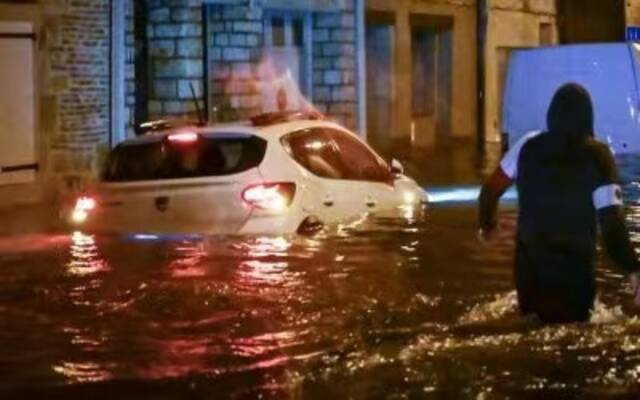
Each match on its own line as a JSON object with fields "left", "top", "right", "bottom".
{"left": 0, "top": 150, "right": 640, "bottom": 399}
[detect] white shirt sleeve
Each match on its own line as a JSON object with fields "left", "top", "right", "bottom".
{"left": 593, "top": 184, "right": 623, "bottom": 210}
{"left": 499, "top": 130, "right": 543, "bottom": 180}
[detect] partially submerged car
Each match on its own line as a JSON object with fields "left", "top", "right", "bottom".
{"left": 62, "top": 112, "right": 428, "bottom": 236}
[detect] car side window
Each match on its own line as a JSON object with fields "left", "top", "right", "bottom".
{"left": 282, "top": 128, "right": 346, "bottom": 179}
{"left": 324, "top": 129, "right": 392, "bottom": 182}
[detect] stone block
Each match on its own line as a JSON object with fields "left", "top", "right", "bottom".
{"left": 231, "top": 63, "right": 253, "bottom": 79}
{"left": 177, "top": 38, "right": 202, "bottom": 57}
{"left": 313, "top": 87, "right": 331, "bottom": 102}
{"left": 223, "top": 6, "right": 249, "bottom": 19}
{"left": 153, "top": 79, "right": 177, "bottom": 99}
{"left": 155, "top": 23, "right": 182, "bottom": 38}
{"left": 323, "top": 43, "right": 355, "bottom": 57}
{"left": 490, "top": 0, "right": 525, "bottom": 10}
{"left": 313, "top": 28, "right": 330, "bottom": 42}
{"left": 154, "top": 59, "right": 203, "bottom": 78}
{"left": 316, "top": 13, "right": 341, "bottom": 28}
{"left": 313, "top": 57, "right": 332, "bottom": 70}
{"left": 246, "top": 34, "right": 260, "bottom": 47}
{"left": 183, "top": 23, "right": 202, "bottom": 36}
{"left": 331, "top": 28, "right": 355, "bottom": 42}
{"left": 528, "top": 0, "right": 556, "bottom": 13}
{"left": 178, "top": 79, "right": 203, "bottom": 99}
{"left": 233, "top": 21, "right": 263, "bottom": 33}
{"left": 164, "top": 100, "right": 189, "bottom": 114}
{"left": 329, "top": 102, "right": 356, "bottom": 115}
{"left": 149, "top": 39, "right": 175, "bottom": 57}
{"left": 149, "top": 7, "right": 170, "bottom": 23}
{"left": 223, "top": 47, "right": 251, "bottom": 61}
{"left": 149, "top": 101, "right": 163, "bottom": 115}
{"left": 333, "top": 56, "right": 355, "bottom": 69}
{"left": 215, "top": 34, "right": 230, "bottom": 46}
{"left": 340, "top": 14, "right": 355, "bottom": 28}
{"left": 230, "top": 34, "right": 247, "bottom": 46}
{"left": 324, "top": 70, "right": 342, "bottom": 85}
{"left": 172, "top": 7, "right": 203, "bottom": 22}
{"left": 332, "top": 86, "right": 356, "bottom": 102}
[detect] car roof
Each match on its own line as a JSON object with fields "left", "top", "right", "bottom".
{"left": 117, "top": 119, "right": 354, "bottom": 146}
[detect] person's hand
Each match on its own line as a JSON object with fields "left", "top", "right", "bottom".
{"left": 629, "top": 272, "right": 640, "bottom": 306}
{"left": 477, "top": 227, "right": 497, "bottom": 244}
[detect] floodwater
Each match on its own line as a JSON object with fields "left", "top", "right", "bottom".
{"left": 1, "top": 149, "right": 640, "bottom": 399}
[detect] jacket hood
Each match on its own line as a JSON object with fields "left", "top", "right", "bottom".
{"left": 546, "top": 83, "right": 594, "bottom": 142}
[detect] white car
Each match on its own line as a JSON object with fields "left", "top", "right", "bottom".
{"left": 63, "top": 113, "right": 428, "bottom": 236}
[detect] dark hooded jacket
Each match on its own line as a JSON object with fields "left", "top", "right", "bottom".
{"left": 479, "top": 83, "right": 639, "bottom": 322}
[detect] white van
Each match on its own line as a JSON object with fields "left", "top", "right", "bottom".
{"left": 502, "top": 43, "right": 640, "bottom": 154}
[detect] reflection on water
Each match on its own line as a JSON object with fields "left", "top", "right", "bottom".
{"left": 4, "top": 159, "right": 640, "bottom": 397}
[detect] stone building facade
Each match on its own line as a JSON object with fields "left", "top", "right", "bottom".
{"left": 0, "top": 0, "right": 639, "bottom": 205}
{"left": 126, "top": 0, "right": 361, "bottom": 137}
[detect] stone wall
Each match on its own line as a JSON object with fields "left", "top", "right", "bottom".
{"left": 125, "top": 0, "right": 136, "bottom": 138}
{"left": 207, "top": 2, "right": 263, "bottom": 121}
{"left": 312, "top": 1, "right": 358, "bottom": 130}
{"left": 146, "top": 0, "right": 205, "bottom": 121}
{"left": 41, "top": 0, "right": 110, "bottom": 188}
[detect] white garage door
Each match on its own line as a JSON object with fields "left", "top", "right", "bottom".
{"left": 0, "top": 22, "right": 36, "bottom": 185}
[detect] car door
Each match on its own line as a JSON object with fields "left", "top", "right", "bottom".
{"left": 324, "top": 128, "right": 399, "bottom": 213}
{"left": 281, "top": 128, "right": 367, "bottom": 224}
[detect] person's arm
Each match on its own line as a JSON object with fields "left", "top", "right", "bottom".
{"left": 598, "top": 205, "right": 640, "bottom": 273}
{"left": 592, "top": 145, "right": 640, "bottom": 303}
{"left": 593, "top": 147, "right": 640, "bottom": 273}
{"left": 477, "top": 131, "right": 539, "bottom": 240}
{"left": 478, "top": 167, "right": 513, "bottom": 240}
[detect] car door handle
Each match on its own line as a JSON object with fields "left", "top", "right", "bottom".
{"left": 155, "top": 196, "right": 169, "bottom": 212}
{"left": 366, "top": 198, "right": 377, "bottom": 208}
{"left": 323, "top": 198, "right": 334, "bottom": 207}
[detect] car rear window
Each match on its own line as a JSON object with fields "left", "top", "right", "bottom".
{"left": 103, "top": 135, "right": 267, "bottom": 182}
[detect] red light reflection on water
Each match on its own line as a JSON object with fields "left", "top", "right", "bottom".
{"left": 52, "top": 361, "right": 114, "bottom": 383}
{"left": 168, "top": 241, "right": 208, "bottom": 278}
{"left": 67, "top": 231, "right": 109, "bottom": 276}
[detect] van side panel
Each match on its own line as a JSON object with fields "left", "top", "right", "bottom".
{"left": 503, "top": 44, "right": 640, "bottom": 154}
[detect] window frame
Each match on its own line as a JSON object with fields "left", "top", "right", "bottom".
{"left": 281, "top": 127, "right": 393, "bottom": 184}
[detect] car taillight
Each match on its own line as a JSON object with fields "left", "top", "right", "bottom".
{"left": 71, "top": 196, "right": 96, "bottom": 224}
{"left": 242, "top": 182, "right": 296, "bottom": 211}
{"left": 167, "top": 132, "right": 198, "bottom": 143}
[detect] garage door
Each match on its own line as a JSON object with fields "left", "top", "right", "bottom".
{"left": 0, "top": 22, "right": 36, "bottom": 185}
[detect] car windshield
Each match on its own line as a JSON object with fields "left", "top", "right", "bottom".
{"left": 103, "top": 135, "right": 267, "bottom": 182}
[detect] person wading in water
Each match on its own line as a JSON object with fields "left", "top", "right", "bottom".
{"left": 478, "top": 83, "right": 640, "bottom": 323}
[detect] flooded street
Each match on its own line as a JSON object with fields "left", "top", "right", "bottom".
{"left": 1, "top": 149, "right": 640, "bottom": 399}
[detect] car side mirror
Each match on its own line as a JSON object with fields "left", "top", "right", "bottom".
{"left": 390, "top": 158, "right": 404, "bottom": 175}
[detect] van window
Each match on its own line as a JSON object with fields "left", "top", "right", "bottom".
{"left": 103, "top": 135, "right": 267, "bottom": 182}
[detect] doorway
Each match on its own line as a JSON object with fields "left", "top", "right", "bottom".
{"left": 365, "top": 15, "right": 394, "bottom": 151}
{"left": 410, "top": 15, "right": 453, "bottom": 147}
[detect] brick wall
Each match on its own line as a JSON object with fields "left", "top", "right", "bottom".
{"left": 125, "top": 0, "right": 136, "bottom": 138}
{"left": 41, "top": 0, "right": 110, "bottom": 187}
{"left": 312, "top": 1, "right": 358, "bottom": 130}
{"left": 147, "top": 0, "right": 205, "bottom": 120}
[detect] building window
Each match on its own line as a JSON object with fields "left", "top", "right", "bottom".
{"left": 263, "top": 10, "right": 312, "bottom": 97}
